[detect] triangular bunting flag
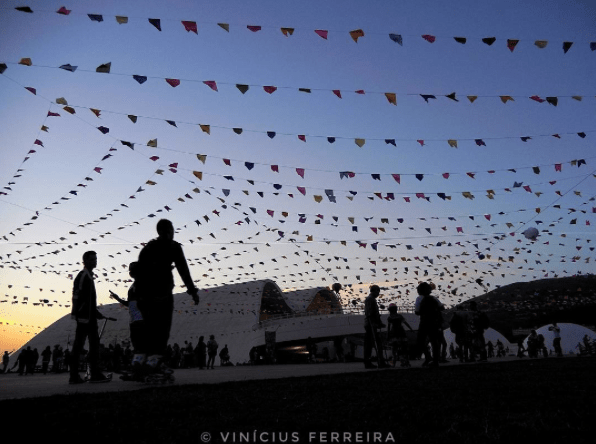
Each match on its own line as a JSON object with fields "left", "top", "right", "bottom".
{"left": 350, "top": 29, "right": 364, "bottom": 42}
{"left": 281, "top": 28, "right": 294, "bottom": 36}
{"left": 389, "top": 34, "right": 403, "bottom": 45}
{"left": 507, "top": 39, "right": 519, "bottom": 52}
{"left": 218, "top": 23, "right": 229, "bottom": 32}
{"left": 199, "top": 124, "right": 210, "bottom": 134}
{"left": 315, "top": 30, "right": 328, "bottom": 39}
{"left": 182, "top": 21, "right": 198, "bottom": 34}
{"left": 236, "top": 84, "right": 249, "bottom": 94}
{"left": 149, "top": 18, "right": 161, "bottom": 31}
{"left": 96, "top": 62, "right": 111, "bottom": 73}
{"left": 204, "top": 80, "right": 218, "bottom": 91}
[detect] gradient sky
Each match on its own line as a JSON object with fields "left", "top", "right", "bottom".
{"left": 1, "top": 0, "right": 595, "bottom": 352}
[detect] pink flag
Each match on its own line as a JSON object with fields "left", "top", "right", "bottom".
{"left": 182, "top": 21, "right": 198, "bottom": 34}
{"left": 315, "top": 30, "right": 328, "bottom": 39}
{"left": 57, "top": 6, "right": 71, "bottom": 15}
{"left": 456, "top": 227, "right": 463, "bottom": 233}
{"left": 263, "top": 86, "right": 277, "bottom": 94}
{"left": 355, "top": 90, "right": 365, "bottom": 94}
{"left": 422, "top": 34, "right": 436, "bottom": 43}
{"left": 94, "top": 167, "right": 103, "bottom": 174}
{"left": 166, "top": 78, "right": 180, "bottom": 87}
{"left": 555, "top": 164, "right": 562, "bottom": 172}
{"left": 34, "top": 139, "right": 43, "bottom": 146}
{"left": 442, "top": 173, "right": 450, "bottom": 179}
{"left": 417, "top": 140, "right": 425, "bottom": 146}
{"left": 247, "top": 25, "right": 262, "bottom": 32}
{"left": 391, "top": 174, "right": 401, "bottom": 184}
{"left": 149, "top": 156, "right": 159, "bottom": 161}
{"left": 203, "top": 80, "right": 218, "bottom": 91}
{"left": 298, "top": 135, "right": 306, "bottom": 142}
{"left": 333, "top": 90, "right": 342, "bottom": 99}
{"left": 271, "top": 165, "right": 279, "bottom": 173}
{"left": 297, "top": 186, "right": 306, "bottom": 195}
{"left": 26, "top": 87, "right": 37, "bottom": 95}
{"left": 296, "top": 168, "right": 305, "bottom": 178}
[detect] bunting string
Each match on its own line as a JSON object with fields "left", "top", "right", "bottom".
{"left": 7, "top": 6, "right": 596, "bottom": 53}
{"left": 4, "top": 60, "right": 596, "bottom": 108}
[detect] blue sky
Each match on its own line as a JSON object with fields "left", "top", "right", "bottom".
{"left": 1, "top": 0, "right": 595, "bottom": 351}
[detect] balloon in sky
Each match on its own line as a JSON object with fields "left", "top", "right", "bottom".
{"left": 522, "top": 227, "right": 539, "bottom": 241}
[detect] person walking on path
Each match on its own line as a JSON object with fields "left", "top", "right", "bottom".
{"left": 363, "top": 285, "right": 389, "bottom": 369}
{"left": 70, "top": 251, "right": 111, "bottom": 384}
{"left": 415, "top": 282, "right": 444, "bottom": 368}
{"left": 135, "top": 219, "right": 200, "bottom": 377}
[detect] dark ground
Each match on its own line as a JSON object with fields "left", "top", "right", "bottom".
{"left": 3, "top": 357, "right": 595, "bottom": 444}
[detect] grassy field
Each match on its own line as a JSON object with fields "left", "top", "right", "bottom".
{"left": 3, "top": 357, "right": 595, "bottom": 443}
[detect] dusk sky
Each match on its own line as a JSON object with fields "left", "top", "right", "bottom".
{"left": 1, "top": 0, "right": 595, "bottom": 352}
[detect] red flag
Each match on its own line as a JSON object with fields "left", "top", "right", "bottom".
{"left": 298, "top": 135, "right": 306, "bottom": 142}
{"left": 166, "top": 78, "right": 180, "bottom": 87}
{"left": 271, "top": 165, "right": 279, "bottom": 173}
{"left": 296, "top": 168, "right": 305, "bottom": 178}
{"left": 332, "top": 90, "right": 342, "bottom": 99}
{"left": 203, "top": 80, "right": 218, "bottom": 91}
{"left": 57, "top": 6, "right": 71, "bottom": 15}
{"left": 263, "top": 86, "right": 277, "bottom": 94}
{"left": 422, "top": 34, "right": 436, "bottom": 43}
{"left": 182, "top": 21, "right": 198, "bottom": 34}
{"left": 315, "top": 30, "right": 328, "bottom": 39}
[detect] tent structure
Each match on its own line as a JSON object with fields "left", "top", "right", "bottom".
{"left": 524, "top": 323, "right": 596, "bottom": 355}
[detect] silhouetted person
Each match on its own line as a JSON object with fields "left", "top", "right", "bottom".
{"left": 195, "top": 336, "right": 207, "bottom": 369}
{"left": 364, "top": 285, "right": 388, "bottom": 369}
{"left": 2, "top": 351, "right": 9, "bottom": 373}
{"left": 386, "top": 303, "right": 413, "bottom": 367}
{"left": 549, "top": 322, "right": 563, "bottom": 357}
{"left": 469, "top": 301, "right": 489, "bottom": 362}
{"left": 41, "top": 346, "right": 52, "bottom": 374}
{"left": 136, "top": 219, "right": 199, "bottom": 373}
{"left": 70, "top": 251, "right": 111, "bottom": 384}
{"left": 110, "top": 261, "right": 147, "bottom": 379}
{"left": 207, "top": 335, "right": 218, "bottom": 369}
{"left": 415, "top": 282, "right": 443, "bottom": 368}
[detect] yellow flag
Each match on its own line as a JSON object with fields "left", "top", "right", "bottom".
{"left": 115, "top": 16, "right": 128, "bottom": 24}
{"left": 63, "top": 106, "right": 75, "bottom": 114}
{"left": 19, "top": 58, "right": 32, "bottom": 66}
{"left": 199, "top": 124, "right": 210, "bottom": 134}
{"left": 307, "top": 235, "right": 313, "bottom": 241}
{"left": 355, "top": 138, "right": 365, "bottom": 147}
{"left": 500, "top": 96, "right": 514, "bottom": 104}
{"left": 572, "top": 96, "right": 582, "bottom": 101}
{"left": 56, "top": 97, "right": 68, "bottom": 105}
{"left": 146, "top": 180, "right": 156, "bottom": 185}
{"left": 385, "top": 92, "right": 397, "bottom": 105}
{"left": 447, "top": 139, "right": 458, "bottom": 148}
{"left": 147, "top": 139, "right": 157, "bottom": 147}
{"left": 193, "top": 171, "right": 203, "bottom": 180}
{"left": 534, "top": 40, "right": 548, "bottom": 48}
{"left": 314, "top": 195, "right": 323, "bottom": 203}
{"left": 90, "top": 108, "right": 101, "bottom": 117}
{"left": 196, "top": 154, "right": 207, "bottom": 163}
{"left": 218, "top": 23, "right": 230, "bottom": 32}
{"left": 281, "top": 27, "right": 294, "bottom": 36}
{"left": 467, "top": 95, "right": 478, "bottom": 103}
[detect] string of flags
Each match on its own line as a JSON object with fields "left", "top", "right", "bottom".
{"left": 8, "top": 85, "right": 594, "bottom": 152}
{"left": 10, "top": 6, "right": 596, "bottom": 52}
{"left": 4, "top": 61, "right": 596, "bottom": 108}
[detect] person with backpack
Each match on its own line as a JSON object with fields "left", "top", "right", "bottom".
{"left": 207, "top": 335, "right": 218, "bottom": 369}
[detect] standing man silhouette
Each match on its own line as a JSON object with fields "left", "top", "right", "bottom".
{"left": 136, "top": 219, "right": 199, "bottom": 376}
{"left": 70, "top": 251, "right": 111, "bottom": 384}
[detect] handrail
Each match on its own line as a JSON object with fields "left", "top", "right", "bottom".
{"left": 254, "top": 305, "right": 416, "bottom": 329}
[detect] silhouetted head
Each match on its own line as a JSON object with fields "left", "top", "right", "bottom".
{"left": 82, "top": 251, "right": 97, "bottom": 270}
{"left": 417, "top": 282, "right": 432, "bottom": 296}
{"left": 156, "top": 219, "right": 174, "bottom": 241}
